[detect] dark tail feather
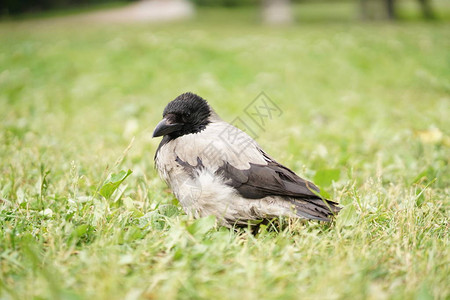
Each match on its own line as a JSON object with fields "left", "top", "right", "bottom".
{"left": 290, "top": 198, "right": 341, "bottom": 221}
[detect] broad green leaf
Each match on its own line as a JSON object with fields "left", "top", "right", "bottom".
{"left": 187, "top": 215, "right": 216, "bottom": 237}
{"left": 99, "top": 169, "right": 132, "bottom": 199}
{"left": 158, "top": 204, "right": 180, "bottom": 217}
{"left": 70, "top": 224, "right": 88, "bottom": 239}
{"left": 314, "top": 168, "right": 341, "bottom": 188}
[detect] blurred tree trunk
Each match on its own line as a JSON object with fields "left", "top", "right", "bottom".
{"left": 385, "top": 0, "right": 396, "bottom": 20}
{"left": 418, "top": 0, "right": 435, "bottom": 19}
{"left": 359, "top": 0, "right": 368, "bottom": 20}
{"left": 359, "top": 0, "right": 435, "bottom": 21}
{"left": 262, "top": 0, "right": 293, "bottom": 25}
{"left": 359, "top": 0, "right": 392, "bottom": 20}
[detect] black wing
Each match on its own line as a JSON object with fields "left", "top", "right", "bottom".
{"left": 215, "top": 151, "right": 341, "bottom": 221}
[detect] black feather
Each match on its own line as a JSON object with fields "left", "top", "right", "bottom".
{"left": 215, "top": 148, "right": 340, "bottom": 220}
{"left": 215, "top": 160, "right": 321, "bottom": 200}
{"left": 175, "top": 156, "right": 204, "bottom": 177}
{"left": 163, "top": 92, "right": 211, "bottom": 137}
{"left": 154, "top": 93, "right": 212, "bottom": 157}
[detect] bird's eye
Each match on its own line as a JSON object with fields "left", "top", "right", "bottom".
{"left": 181, "top": 115, "right": 190, "bottom": 123}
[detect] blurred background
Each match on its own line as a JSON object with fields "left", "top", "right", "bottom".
{"left": 1, "top": 0, "right": 450, "bottom": 22}
{"left": 1, "top": 0, "right": 449, "bottom": 186}
{"left": 0, "top": 1, "right": 449, "bottom": 299}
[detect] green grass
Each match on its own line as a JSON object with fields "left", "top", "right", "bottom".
{"left": 0, "top": 4, "right": 449, "bottom": 300}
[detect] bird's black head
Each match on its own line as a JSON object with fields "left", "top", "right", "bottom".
{"left": 152, "top": 92, "right": 211, "bottom": 139}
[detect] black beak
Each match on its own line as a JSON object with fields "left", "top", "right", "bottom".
{"left": 152, "top": 118, "right": 183, "bottom": 138}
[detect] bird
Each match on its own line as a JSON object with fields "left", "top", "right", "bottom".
{"left": 153, "top": 92, "right": 341, "bottom": 227}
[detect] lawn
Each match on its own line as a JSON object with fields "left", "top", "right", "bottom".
{"left": 0, "top": 3, "right": 449, "bottom": 300}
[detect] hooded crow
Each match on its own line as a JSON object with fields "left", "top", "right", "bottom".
{"left": 153, "top": 92, "right": 341, "bottom": 227}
